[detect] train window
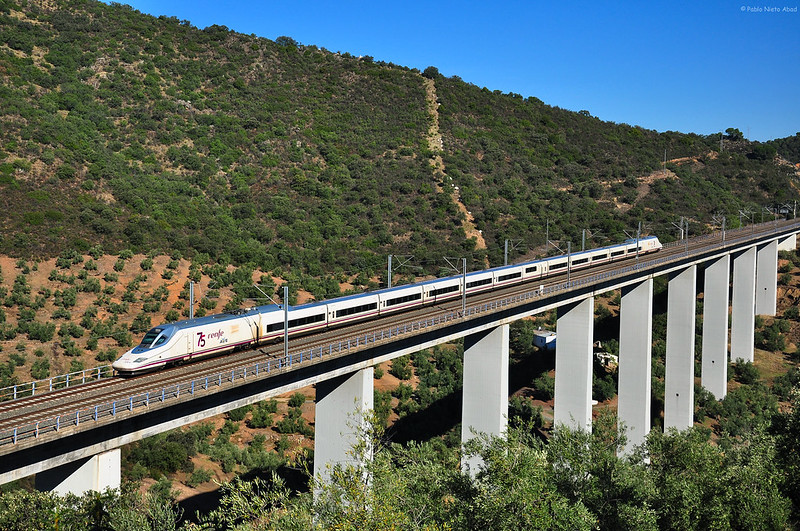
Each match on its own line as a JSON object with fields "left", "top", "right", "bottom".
{"left": 429, "top": 285, "right": 460, "bottom": 297}
{"left": 288, "top": 313, "right": 326, "bottom": 329}
{"left": 139, "top": 328, "right": 164, "bottom": 348}
{"left": 385, "top": 293, "right": 422, "bottom": 307}
{"left": 550, "top": 262, "right": 567, "bottom": 270}
{"left": 497, "top": 272, "right": 522, "bottom": 282}
{"left": 466, "top": 278, "right": 492, "bottom": 289}
{"left": 269, "top": 313, "right": 327, "bottom": 332}
{"left": 525, "top": 265, "right": 538, "bottom": 273}
{"left": 572, "top": 258, "right": 589, "bottom": 265}
{"left": 266, "top": 322, "right": 284, "bottom": 333}
{"left": 611, "top": 250, "right": 625, "bottom": 257}
{"left": 335, "top": 302, "right": 378, "bottom": 319}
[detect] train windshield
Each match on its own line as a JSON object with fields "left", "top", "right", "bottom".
{"left": 139, "top": 327, "right": 170, "bottom": 349}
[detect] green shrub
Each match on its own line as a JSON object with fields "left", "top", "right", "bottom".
{"left": 275, "top": 434, "right": 290, "bottom": 456}
{"left": 773, "top": 367, "right": 800, "bottom": 399}
{"left": 389, "top": 355, "right": 412, "bottom": 380}
{"left": 220, "top": 420, "right": 239, "bottom": 436}
{"left": 51, "top": 307, "right": 72, "bottom": 320}
{"left": 374, "top": 389, "right": 392, "bottom": 428}
{"left": 9, "top": 352, "right": 26, "bottom": 367}
{"left": 31, "top": 359, "right": 50, "bottom": 379}
{"left": 509, "top": 395, "right": 543, "bottom": 429}
{"left": 95, "top": 348, "right": 118, "bottom": 362}
{"left": 694, "top": 385, "right": 721, "bottom": 420}
{"left": 275, "top": 407, "right": 313, "bottom": 436}
{"left": 593, "top": 373, "right": 617, "bottom": 402}
{"left": 250, "top": 433, "right": 266, "bottom": 451}
{"left": 533, "top": 373, "right": 555, "bottom": 401}
{"left": 732, "top": 361, "right": 761, "bottom": 385}
{"left": 0, "top": 324, "right": 16, "bottom": 341}
{"left": 247, "top": 401, "right": 275, "bottom": 429}
{"left": 288, "top": 392, "right": 306, "bottom": 408}
{"left": 26, "top": 322, "right": 56, "bottom": 342}
{"left": 227, "top": 405, "right": 251, "bottom": 422}
{"left": 187, "top": 468, "right": 212, "bottom": 487}
{"left": 392, "top": 382, "right": 413, "bottom": 401}
{"left": 756, "top": 322, "right": 786, "bottom": 352}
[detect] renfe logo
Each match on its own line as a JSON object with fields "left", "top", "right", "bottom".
{"left": 207, "top": 329, "right": 225, "bottom": 340}
{"left": 197, "top": 329, "right": 225, "bottom": 348}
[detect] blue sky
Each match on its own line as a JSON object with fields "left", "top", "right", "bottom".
{"left": 120, "top": 0, "right": 799, "bottom": 141}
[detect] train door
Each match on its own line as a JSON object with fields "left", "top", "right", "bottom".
{"left": 251, "top": 320, "right": 260, "bottom": 346}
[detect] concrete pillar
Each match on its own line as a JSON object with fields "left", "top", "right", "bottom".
{"left": 701, "top": 255, "right": 730, "bottom": 399}
{"left": 731, "top": 247, "right": 756, "bottom": 362}
{"left": 664, "top": 265, "right": 697, "bottom": 431}
{"left": 756, "top": 240, "right": 778, "bottom": 316}
{"left": 313, "top": 368, "right": 373, "bottom": 490}
{"left": 35, "top": 448, "right": 120, "bottom": 496}
{"left": 554, "top": 297, "right": 594, "bottom": 431}
{"left": 618, "top": 279, "right": 653, "bottom": 453}
{"left": 461, "top": 324, "right": 509, "bottom": 475}
{"left": 778, "top": 234, "right": 796, "bottom": 251}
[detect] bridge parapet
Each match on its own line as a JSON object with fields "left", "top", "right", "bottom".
{"left": 3, "top": 219, "right": 798, "bottom": 452}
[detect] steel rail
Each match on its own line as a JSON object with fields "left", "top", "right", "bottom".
{"left": 1, "top": 219, "right": 797, "bottom": 449}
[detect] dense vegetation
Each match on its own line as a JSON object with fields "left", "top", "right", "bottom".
{"left": 0, "top": 0, "right": 798, "bottom": 278}
{"left": 0, "top": 249, "right": 798, "bottom": 528}
{"left": 1, "top": 0, "right": 800, "bottom": 527}
{"left": 3, "top": 399, "right": 800, "bottom": 530}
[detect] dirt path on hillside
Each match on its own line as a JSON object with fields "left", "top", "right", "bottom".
{"left": 422, "top": 77, "right": 486, "bottom": 251}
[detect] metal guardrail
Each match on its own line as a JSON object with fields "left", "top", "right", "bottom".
{"left": 1, "top": 220, "right": 798, "bottom": 448}
{"left": 0, "top": 366, "right": 113, "bottom": 403}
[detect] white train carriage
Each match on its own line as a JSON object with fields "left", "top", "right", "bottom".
{"left": 190, "top": 310, "right": 262, "bottom": 358}
{"left": 545, "top": 255, "right": 569, "bottom": 276}
{"left": 492, "top": 264, "right": 526, "bottom": 288}
{"left": 567, "top": 249, "right": 595, "bottom": 271}
{"left": 465, "top": 270, "right": 495, "bottom": 295}
{"left": 520, "top": 259, "right": 547, "bottom": 282}
{"left": 421, "top": 276, "right": 462, "bottom": 304}
{"left": 326, "top": 292, "right": 381, "bottom": 327}
{"left": 259, "top": 302, "right": 328, "bottom": 341}
{"left": 637, "top": 235, "right": 663, "bottom": 253}
{"left": 588, "top": 247, "right": 612, "bottom": 266}
{"left": 376, "top": 283, "right": 425, "bottom": 315}
{"left": 112, "top": 309, "right": 261, "bottom": 374}
{"left": 115, "top": 235, "right": 664, "bottom": 375}
{"left": 421, "top": 269, "right": 496, "bottom": 305}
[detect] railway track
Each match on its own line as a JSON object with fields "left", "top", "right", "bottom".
{"left": 0, "top": 219, "right": 796, "bottom": 447}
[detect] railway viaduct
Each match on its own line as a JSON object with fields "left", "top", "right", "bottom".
{"left": 0, "top": 220, "right": 798, "bottom": 495}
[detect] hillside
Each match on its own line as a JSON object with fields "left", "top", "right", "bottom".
{"left": 0, "top": 0, "right": 799, "bottom": 384}
{"left": 4, "top": 2, "right": 800, "bottom": 524}
{"left": 1, "top": 0, "right": 798, "bottom": 279}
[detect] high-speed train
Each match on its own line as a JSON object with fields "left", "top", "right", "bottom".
{"left": 112, "top": 236, "right": 662, "bottom": 375}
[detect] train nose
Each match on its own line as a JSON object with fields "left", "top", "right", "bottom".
{"left": 111, "top": 350, "right": 147, "bottom": 372}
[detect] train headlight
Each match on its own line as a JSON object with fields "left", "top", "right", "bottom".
{"left": 134, "top": 357, "right": 148, "bottom": 363}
